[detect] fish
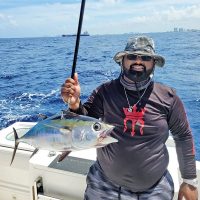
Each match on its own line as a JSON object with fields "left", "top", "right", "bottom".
{"left": 10, "top": 111, "right": 117, "bottom": 165}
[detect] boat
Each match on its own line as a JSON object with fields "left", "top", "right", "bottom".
{"left": 0, "top": 122, "right": 199, "bottom": 200}
{"left": 62, "top": 31, "right": 90, "bottom": 37}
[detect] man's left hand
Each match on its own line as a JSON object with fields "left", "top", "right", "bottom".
{"left": 178, "top": 182, "right": 198, "bottom": 200}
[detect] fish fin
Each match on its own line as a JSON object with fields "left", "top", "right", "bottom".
{"left": 40, "top": 110, "right": 78, "bottom": 121}
{"left": 61, "top": 110, "right": 79, "bottom": 118}
{"left": 59, "top": 127, "right": 72, "bottom": 134}
{"left": 10, "top": 128, "right": 20, "bottom": 166}
{"left": 64, "top": 126, "right": 72, "bottom": 131}
{"left": 57, "top": 151, "right": 71, "bottom": 163}
{"left": 30, "top": 148, "right": 39, "bottom": 159}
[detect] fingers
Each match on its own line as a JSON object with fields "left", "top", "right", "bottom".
{"left": 178, "top": 183, "right": 198, "bottom": 200}
{"left": 73, "top": 73, "right": 79, "bottom": 84}
{"left": 61, "top": 76, "right": 77, "bottom": 97}
{"left": 62, "top": 82, "right": 76, "bottom": 90}
{"left": 177, "top": 192, "right": 183, "bottom": 200}
{"left": 61, "top": 72, "right": 80, "bottom": 105}
{"left": 61, "top": 84, "right": 76, "bottom": 95}
{"left": 64, "top": 73, "right": 79, "bottom": 85}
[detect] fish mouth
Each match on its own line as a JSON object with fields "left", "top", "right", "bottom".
{"left": 97, "top": 133, "right": 118, "bottom": 145}
{"left": 97, "top": 126, "right": 114, "bottom": 142}
{"left": 97, "top": 124, "right": 114, "bottom": 142}
{"left": 99, "top": 130, "right": 109, "bottom": 139}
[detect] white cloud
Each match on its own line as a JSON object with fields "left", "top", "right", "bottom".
{"left": 162, "top": 5, "right": 199, "bottom": 21}
{"left": 84, "top": 1, "right": 200, "bottom": 33}
{"left": 0, "top": 13, "right": 18, "bottom": 29}
{"left": 0, "top": 1, "right": 200, "bottom": 37}
{"left": 0, "top": 13, "right": 13, "bottom": 24}
{"left": 0, "top": 3, "right": 82, "bottom": 36}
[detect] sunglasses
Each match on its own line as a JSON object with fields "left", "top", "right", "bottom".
{"left": 126, "top": 54, "right": 153, "bottom": 62}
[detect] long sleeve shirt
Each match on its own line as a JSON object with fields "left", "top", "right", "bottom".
{"left": 72, "top": 78, "right": 196, "bottom": 192}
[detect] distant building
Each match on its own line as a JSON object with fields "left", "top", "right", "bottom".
{"left": 174, "top": 28, "right": 178, "bottom": 32}
{"left": 187, "top": 29, "right": 200, "bottom": 32}
{"left": 173, "top": 27, "right": 200, "bottom": 32}
{"left": 179, "top": 28, "right": 184, "bottom": 32}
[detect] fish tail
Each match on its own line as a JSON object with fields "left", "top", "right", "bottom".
{"left": 10, "top": 127, "right": 20, "bottom": 166}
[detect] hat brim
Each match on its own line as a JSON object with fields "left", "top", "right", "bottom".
{"left": 114, "top": 51, "right": 165, "bottom": 67}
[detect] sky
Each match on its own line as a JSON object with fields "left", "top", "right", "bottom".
{"left": 0, "top": 0, "right": 200, "bottom": 38}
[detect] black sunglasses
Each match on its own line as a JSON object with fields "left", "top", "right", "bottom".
{"left": 126, "top": 54, "right": 153, "bottom": 62}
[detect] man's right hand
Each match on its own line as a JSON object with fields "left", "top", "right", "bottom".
{"left": 61, "top": 73, "right": 81, "bottom": 110}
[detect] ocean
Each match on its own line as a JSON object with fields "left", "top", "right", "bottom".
{"left": 0, "top": 32, "right": 200, "bottom": 160}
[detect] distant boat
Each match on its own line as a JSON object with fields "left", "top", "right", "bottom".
{"left": 62, "top": 31, "right": 90, "bottom": 37}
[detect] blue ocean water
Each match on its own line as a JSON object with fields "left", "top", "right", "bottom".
{"left": 0, "top": 32, "right": 200, "bottom": 160}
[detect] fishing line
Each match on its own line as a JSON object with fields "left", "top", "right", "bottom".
{"left": 71, "top": 0, "right": 86, "bottom": 79}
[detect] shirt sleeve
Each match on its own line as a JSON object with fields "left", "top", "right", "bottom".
{"left": 69, "top": 85, "right": 104, "bottom": 119}
{"left": 167, "top": 93, "right": 197, "bottom": 179}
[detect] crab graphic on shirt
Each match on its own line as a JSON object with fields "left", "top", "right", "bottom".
{"left": 123, "top": 105, "right": 146, "bottom": 136}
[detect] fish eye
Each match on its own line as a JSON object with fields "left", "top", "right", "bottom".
{"left": 93, "top": 122, "right": 101, "bottom": 131}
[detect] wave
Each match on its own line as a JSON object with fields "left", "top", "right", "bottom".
{"left": 14, "top": 89, "right": 59, "bottom": 101}
{"left": 0, "top": 100, "right": 9, "bottom": 110}
{"left": 0, "top": 89, "right": 63, "bottom": 129}
{"left": 0, "top": 109, "right": 57, "bottom": 129}
{"left": 0, "top": 113, "right": 37, "bottom": 129}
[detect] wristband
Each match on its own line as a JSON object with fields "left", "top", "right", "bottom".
{"left": 183, "top": 178, "right": 198, "bottom": 188}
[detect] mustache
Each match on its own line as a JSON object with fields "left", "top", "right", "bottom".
{"left": 129, "top": 63, "right": 146, "bottom": 69}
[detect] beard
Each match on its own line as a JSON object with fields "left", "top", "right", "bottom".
{"left": 122, "top": 63, "right": 154, "bottom": 82}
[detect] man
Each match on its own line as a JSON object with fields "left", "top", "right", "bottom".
{"left": 61, "top": 36, "right": 198, "bottom": 199}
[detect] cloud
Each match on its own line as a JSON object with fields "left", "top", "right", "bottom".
{"left": 0, "top": 13, "right": 18, "bottom": 28}
{"left": 165, "top": 5, "right": 200, "bottom": 21}
{"left": 0, "top": 0, "right": 200, "bottom": 37}
{"left": 88, "top": 1, "right": 200, "bottom": 33}
{"left": 0, "top": 3, "right": 82, "bottom": 36}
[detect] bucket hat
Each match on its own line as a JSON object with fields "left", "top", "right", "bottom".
{"left": 114, "top": 36, "right": 165, "bottom": 67}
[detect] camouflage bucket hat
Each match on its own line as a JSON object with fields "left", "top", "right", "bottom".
{"left": 114, "top": 36, "right": 165, "bottom": 67}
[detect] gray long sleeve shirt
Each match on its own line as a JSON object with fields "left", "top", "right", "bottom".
{"left": 73, "top": 78, "right": 196, "bottom": 192}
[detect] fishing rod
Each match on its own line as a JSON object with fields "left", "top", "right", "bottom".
{"left": 71, "top": 0, "right": 86, "bottom": 79}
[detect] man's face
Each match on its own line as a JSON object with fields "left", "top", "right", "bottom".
{"left": 122, "top": 54, "right": 155, "bottom": 82}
